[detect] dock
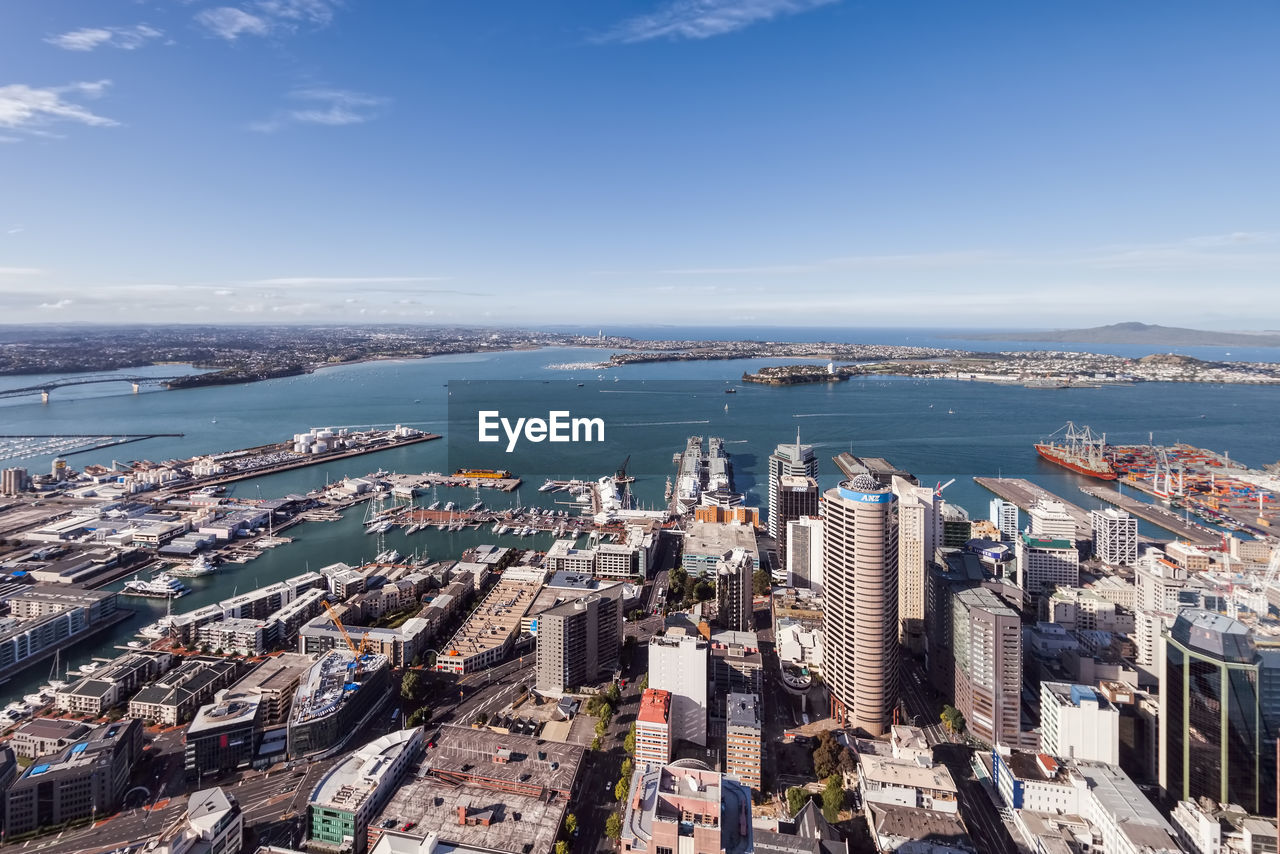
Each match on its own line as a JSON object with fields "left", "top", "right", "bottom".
{"left": 974, "top": 476, "right": 1094, "bottom": 541}
{"left": 1078, "top": 485, "right": 1220, "bottom": 546}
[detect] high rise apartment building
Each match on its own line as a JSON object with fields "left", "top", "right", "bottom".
{"left": 893, "top": 475, "right": 940, "bottom": 653}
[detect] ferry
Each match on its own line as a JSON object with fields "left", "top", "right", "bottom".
{"left": 122, "top": 573, "right": 190, "bottom": 599}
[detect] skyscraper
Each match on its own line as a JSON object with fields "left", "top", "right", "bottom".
{"left": 534, "top": 589, "right": 623, "bottom": 694}
{"left": 649, "top": 632, "right": 709, "bottom": 747}
{"left": 1160, "top": 610, "right": 1279, "bottom": 815}
{"left": 767, "top": 432, "right": 817, "bottom": 539}
{"left": 989, "top": 498, "right": 1019, "bottom": 541}
{"left": 821, "top": 474, "right": 899, "bottom": 736}
{"left": 774, "top": 475, "right": 819, "bottom": 566}
{"left": 1091, "top": 508, "right": 1138, "bottom": 566}
{"left": 893, "top": 475, "right": 941, "bottom": 653}
{"left": 786, "top": 516, "right": 823, "bottom": 591}
{"left": 952, "top": 586, "right": 1026, "bottom": 748}
{"left": 716, "top": 548, "right": 753, "bottom": 632}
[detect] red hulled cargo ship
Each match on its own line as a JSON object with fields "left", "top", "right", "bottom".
{"left": 1035, "top": 422, "right": 1117, "bottom": 480}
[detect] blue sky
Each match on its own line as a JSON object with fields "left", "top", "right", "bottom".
{"left": 2, "top": 1, "right": 1278, "bottom": 329}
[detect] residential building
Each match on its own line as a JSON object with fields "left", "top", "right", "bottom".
{"left": 1170, "top": 798, "right": 1279, "bottom": 854}
{"left": 127, "top": 656, "right": 239, "bottom": 726}
{"left": 534, "top": 586, "right": 623, "bottom": 694}
{"left": 724, "top": 693, "right": 762, "bottom": 791}
{"left": 635, "top": 688, "right": 673, "bottom": 766}
{"left": 952, "top": 586, "right": 1026, "bottom": 748}
{"left": 716, "top": 548, "right": 753, "bottom": 632}
{"left": 619, "top": 764, "right": 754, "bottom": 854}
{"left": 893, "top": 475, "right": 940, "bottom": 653}
{"left": 1091, "top": 508, "right": 1138, "bottom": 566}
{"left": 822, "top": 475, "right": 899, "bottom": 735}
{"left": 3, "top": 720, "right": 143, "bottom": 835}
{"left": 990, "top": 498, "right": 1019, "bottom": 542}
{"left": 10, "top": 718, "right": 94, "bottom": 760}
{"left": 1038, "top": 682, "right": 1120, "bottom": 764}
{"left": 649, "top": 632, "right": 709, "bottom": 747}
{"left": 1160, "top": 609, "right": 1280, "bottom": 815}
{"left": 1047, "top": 587, "right": 1135, "bottom": 634}
{"left": 768, "top": 435, "right": 817, "bottom": 539}
{"left": 157, "top": 787, "right": 243, "bottom": 854}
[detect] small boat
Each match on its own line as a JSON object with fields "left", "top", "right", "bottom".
{"left": 468, "top": 501, "right": 484, "bottom": 512}
{"left": 443, "top": 502, "right": 456, "bottom": 512}
{"left": 724, "top": 388, "right": 736, "bottom": 394}
{"left": 539, "top": 479, "right": 559, "bottom": 493}
{"left": 426, "top": 500, "right": 441, "bottom": 511}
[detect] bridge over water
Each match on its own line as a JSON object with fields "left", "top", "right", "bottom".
{"left": 0, "top": 375, "right": 188, "bottom": 402}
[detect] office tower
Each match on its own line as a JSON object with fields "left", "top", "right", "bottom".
{"left": 990, "top": 498, "right": 1019, "bottom": 541}
{"left": 1029, "top": 500, "right": 1076, "bottom": 540}
{"left": 940, "top": 502, "right": 972, "bottom": 547}
{"left": 649, "top": 633, "right": 709, "bottom": 747}
{"left": 821, "top": 474, "right": 899, "bottom": 736}
{"left": 534, "top": 589, "right": 623, "bottom": 693}
{"left": 1040, "top": 682, "right": 1120, "bottom": 764}
{"left": 893, "top": 476, "right": 941, "bottom": 653}
{"left": 1160, "top": 610, "right": 1280, "bottom": 815}
{"left": 775, "top": 475, "right": 819, "bottom": 565}
{"left": 952, "top": 586, "right": 1025, "bottom": 747}
{"left": 1016, "top": 533, "right": 1080, "bottom": 599}
{"left": 716, "top": 549, "right": 753, "bottom": 632}
{"left": 786, "top": 516, "right": 823, "bottom": 591}
{"left": 768, "top": 433, "right": 817, "bottom": 539}
{"left": 1091, "top": 508, "right": 1138, "bottom": 566}
{"left": 724, "top": 693, "right": 762, "bottom": 791}
{"left": 635, "top": 689, "right": 673, "bottom": 766}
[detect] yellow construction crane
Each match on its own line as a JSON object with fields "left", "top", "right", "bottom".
{"left": 323, "top": 600, "right": 360, "bottom": 656}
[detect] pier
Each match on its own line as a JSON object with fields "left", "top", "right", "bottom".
{"left": 973, "top": 476, "right": 1094, "bottom": 541}
{"left": 1078, "top": 485, "right": 1220, "bottom": 546}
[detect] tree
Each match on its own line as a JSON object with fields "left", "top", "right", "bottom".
{"left": 410, "top": 654, "right": 422, "bottom": 668}
{"left": 620, "top": 758, "right": 633, "bottom": 781}
{"left": 624, "top": 722, "right": 636, "bottom": 756}
{"left": 605, "top": 682, "right": 622, "bottom": 705}
{"left": 406, "top": 707, "right": 430, "bottom": 727}
{"left": 605, "top": 812, "right": 623, "bottom": 841}
{"left": 474, "top": 712, "right": 488, "bottom": 726}
{"left": 615, "top": 778, "right": 629, "bottom": 801}
{"left": 555, "top": 843, "right": 570, "bottom": 854}
{"left": 563, "top": 813, "right": 579, "bottom": 837}
{"left": 639, "top": 674, "right": 648, "bottom": 691}
{"left": 401, "top": 671, "right": 421, "bottom": 700}
{"left": 590, "top": 736, "right": 601, "bottom": 751}
{"left": 821, "top": 775, "right": 844, "bottom": 824}
{"left": 812, "top": 731, "right": 842, "bottom": 779}
{"left": 786, "top": 786, "right": 810, "bottom": 817}
{"left": 694, "top": 580, "right": 715, "bottom": 602}
{"left": 753, "top": 568, "right": 772, "bottom": 597}
{"left": 595, "top": 718, "right": 609, "bottom": 740}
{"left": 941, "top": 705, "right": 966, "bottom": 734}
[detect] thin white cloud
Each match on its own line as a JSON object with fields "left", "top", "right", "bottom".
{"left": 0, "top": 267, "right": 45, "bottom": 276}
{"left": 0, "top": 81, "right": 118, "bottom": 136}
{"left": 5, "top": 226, "right": 24, "bottom": 236}
{"left": 38, "top": 298, "right": 73, "bottom": 309}
{"left": 657, "top": 250, "right": 1007, "bottom": 276}
{"left": 1082, "top": 232, "right": 1280, "bottom": 272}
{"left": 252, "top": 88, "right": 389, "bottom": 131}
{"left": 46, "top": 25, "right": 163, "bottom": 51}
{"left": 196, "top": 7, "right": 269, "bottom": 40}
{"left": 244, "top": 276, "right": 446, "bottom": 286}
{"left": 595, "top": 0, "right": 838, "bottom": 43}
{"left": 255, "top": 0, "right": 340, "bottom": 26}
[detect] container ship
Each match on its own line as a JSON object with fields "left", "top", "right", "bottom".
{"left": 1034, "top": 422, "right": 1116, "bottom": 480}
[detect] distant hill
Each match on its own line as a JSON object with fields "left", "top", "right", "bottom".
{"left": 965, "top": 322, "right": 1280, "bottom": 347}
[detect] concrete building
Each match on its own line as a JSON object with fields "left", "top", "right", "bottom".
{"left": 990, "top": 498, "right": 1019, "bottom": 542}
{"left": 775, "top": 475, "right": 819, "bottom": 566}
{"left": 724, "top": 692, "right": 762, "bottom": 791}
{"left": 1039, "top": 682, "right": 1120, "bottom": 764}
{"left": 184, "top": 693, "right": 262, "bottom": 780}
{"left": 635, "top": 688, "right": 673, "bottom": 766}
{"left": 716, "top": 548, "right": 754, "bottom": 632}
{"left": 893, "top": 475, "right": 940, "bottom": 653}
{"left": 434, "top": 575, "right": 540, "bottom": 675}
{"left": 951, "top": 586, "right": 1026, "bottom": 748}
{"left": 682, "top": 521, "right": 759, "bottom": 577}
{"left": 619, "top": 764, "right": 754, "bottom": 854}
{"left": 1016, "top": 533, "right": 1080, "bottom": 600}
{"left": 287, "top": 650, "right": 391, "bottom": 759}
{"left": 157, "top": 787, "right": 243, "bottom": 854}
{"left": 1170, "top": 798, "right": 1279, "bottom": 854}
{"left": 649, "top": 632, "right": 709, "bottom": 747}
{"left": 1047, "top": 587, "right": 1135, "bottom": 634}
{"left": 1029, "top": 501, "right": 1077, "bottom": 541}
{"left": 10, "top": 718, "right": 94, "bottom": 760}
{"left": 821, "top": 475, "right": 899, "bottom": 735}
{"left": 768, "top": 435, "right": 818, "bottom": 539}
{"left": 786, "top": 516, "right": 823, "bottom": 591}
{"left": 1159, "top": 610, "right": 1280, "bottom": 815}
{"left": 307, "top": 728, "right": 422, "bottom": 854}
{"left": 1, "top": 467, "right": 29, "bottom": 496}
{"left": 1091, "top": 508, "right": 1138, "bottom": 566}
{"left": 534, "top": 586, "right": 623, "bottom": 694}
{"left": 2, "top": 719, "right": 143, "bottom": 835}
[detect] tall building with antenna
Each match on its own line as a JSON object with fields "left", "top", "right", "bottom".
{"left": 767, "top": 430, "right": 817, "bottom": 539}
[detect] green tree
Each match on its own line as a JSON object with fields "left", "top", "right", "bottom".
{"left": 563, "top": 813, "right": 578, "bottom": 837}
{"left": 555, "top": 842, "right": 570, "bottom": 854}
{"left": 605, "top": 682, "right": 622, "bottom": 705}
{"left": 639, "top": 673, "right": 648, "bottom": 691}
{"left": 410, "top": 653, "right": 422, "bottom": 668}
{"left": 941, "top": 704, "right": 966, "bottom": 734}
{"left": 786, "top": 786, "right": 810, "bottom": 817}
{"left": 605, "top": 812, "right": 623, "bottom": 841}
{"left": 753, "top": 568, "right": 772, "bottom": 597}
{"left": 401, "top": 670, "right": 421, "bottom": 700}
{"left": 620, "top": 758, "right": 633, "bottom": 781}
{"left": 595, "top": 718, "right": 609, "bottom": 740}
{"left": 812, "top": 731, "right": 841, "bottom": 779}
{"left": 822, "top": 775, "right": 844, "bottom": 823}
{"left": 615, "top": 777, "right": 629, "bottom": 801}
{"left": 474, "top": 712, "right": 488, "bottom": 726}
{"left": 406, "top": 706, "right": 430, "bottom": 728}
{"left": 694, "top": 580, "right": 715, "bottom": 602}
{"left": 624, "top": 722, "right": 636, "bottom": 756}
{"left": 590, "top": 736, "right": 601, "bottom": 751}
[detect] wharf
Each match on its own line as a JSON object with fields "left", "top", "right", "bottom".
{"left": 974, "top": 476, "right": 1094, "bottom": 541}
{"left": 391, "top": 471, "right": 522, "bottom": 493}
{"left": 1079, "top": 485, "right": 1220, "bottom": 546}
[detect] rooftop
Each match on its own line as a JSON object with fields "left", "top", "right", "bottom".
{"left": 187, "top": 692, "right": 261, "bottom": 735}
{"left": 637, "top": 689, "right": 672, "bottom": 725}
{"left": 726, "top": 692, "right": 760, "bottom": 730}
{"left": 290, "top": 649, "right": 388, "bottom": 725}
{"left": 229, "top": 652, "right": 315, "bottom": 695}
{"left": 858, "top": 755, "right": 958, "bottom": 794}
{"left": 684, "top": 521, "right": 759, "bottom": 560}
{"left": 310, "top": 727, "right": 421, "bottom": 814}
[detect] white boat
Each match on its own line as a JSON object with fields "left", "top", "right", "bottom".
{"left": 443, "top": 502, "right": 456, "bottom": 512}
{"left": 468, "top": 501, "right": 484, "bottom": 512}
{"left": 539, "top": 479, "right": 559, "bottom": 493}
{"left": 426, "top": 500, "right": 441, "bottom": 510}
{"left": 77, "top": 662, "right": 100, "bottom": 675}
{"left": 169, "top": 554, "right": 217, "bottom": 578}
{"left": 23, "top": 693, "right": 49, "bottom": 707}
{"left": 122, "top": 573, "right": 190, "bottom": 599}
